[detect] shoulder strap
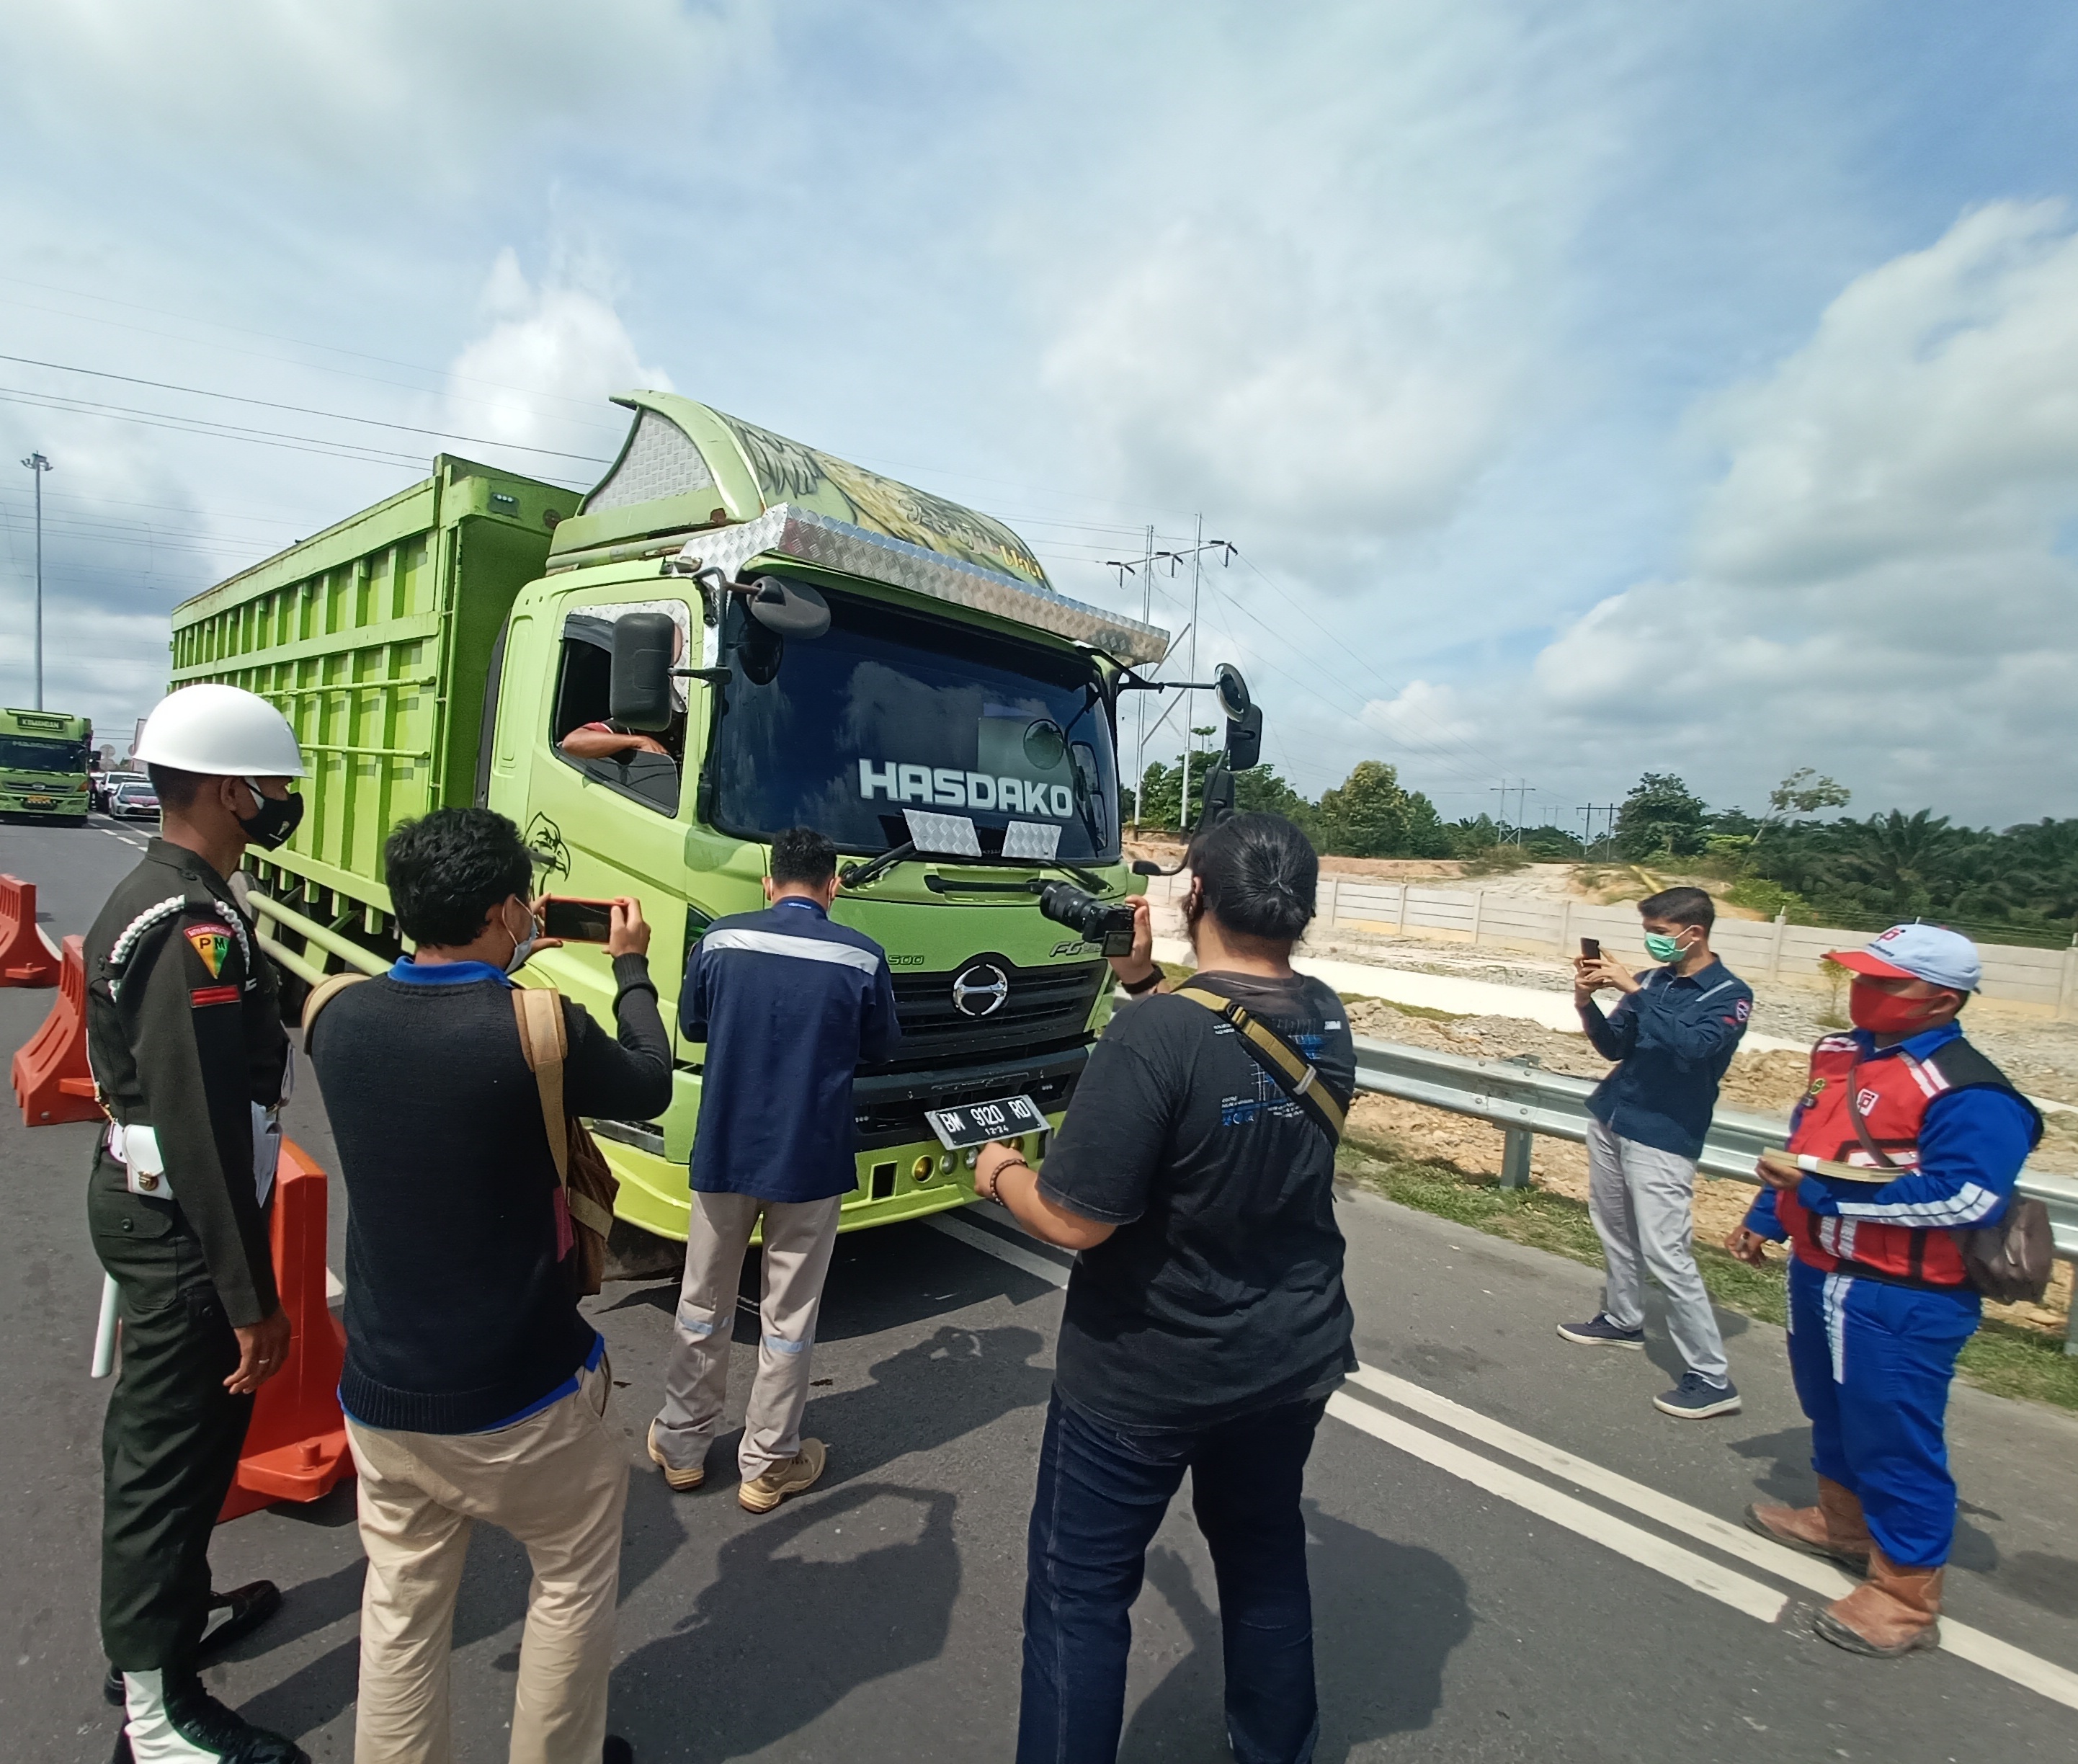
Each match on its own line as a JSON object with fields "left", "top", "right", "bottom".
{"left": 1843, "top": 1061, "right": 1900, "bottom": 1170}
{"left": 1925, "top": 1038, "right": 2046, "bottom": 1149}
{"left": 512, "top": 986, "right": 571, "bottom": 1184}
{"left": 1173, "top": 977, "right": 1346, "bottom": 1146}
{"left": 300, "top": 971, "right": 369, "bottom": 1051}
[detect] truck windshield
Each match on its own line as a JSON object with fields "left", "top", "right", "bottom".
{"left": 709, "top": 584, "right": 1120, "bottom": 860}
{"left": 0, "top": 736, "right": 87, "bottom": 772}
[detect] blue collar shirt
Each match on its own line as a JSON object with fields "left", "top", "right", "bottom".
{"left": 1580, "top": 956, "right": 1753, "bottom": 1160}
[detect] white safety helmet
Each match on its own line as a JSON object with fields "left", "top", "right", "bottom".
{"left": 133, "top": 684, "right": 307, "bottom": 778}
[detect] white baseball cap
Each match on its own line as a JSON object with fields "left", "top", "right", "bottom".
{"left": 132, "top": 684, "right": 307, "bottom": 778}
{"left": 1829, "top": 923, "right": 1981, "bottom": 994}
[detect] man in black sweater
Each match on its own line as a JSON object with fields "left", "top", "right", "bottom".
{"left": 308, "top": 808, "right": 671, "bottom": 1764}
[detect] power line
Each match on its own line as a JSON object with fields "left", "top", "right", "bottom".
{"left": 0, "top": 353, "right": 615, "bottom": 464}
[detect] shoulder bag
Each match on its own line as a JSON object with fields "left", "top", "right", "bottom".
{"left": 512, "top": 987, "right": 620, "bottom": 1297}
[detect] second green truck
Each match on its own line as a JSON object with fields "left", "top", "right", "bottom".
{"left": 169, "top": 392, "right": 1262, "bottom": 1262}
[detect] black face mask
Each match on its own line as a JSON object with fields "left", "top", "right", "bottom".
{"left": 238, "top": 785, "right": 304, "bottom": 850}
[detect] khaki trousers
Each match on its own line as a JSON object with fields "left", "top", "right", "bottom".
{"left": 345, "top": 1361, "right": 630, "bottom": 1764}
{"left": 652, "top": 1192, "right": 842, "bottom": 1481}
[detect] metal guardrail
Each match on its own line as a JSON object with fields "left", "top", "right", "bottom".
{"left": 1350, "top": 1035, "right": 2078, "bottom": 1351}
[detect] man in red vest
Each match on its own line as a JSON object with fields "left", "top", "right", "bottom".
{"left": 1725, "top": 925, "right": 2041, "bottom": 1657}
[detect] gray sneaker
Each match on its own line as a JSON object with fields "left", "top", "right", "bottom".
{"left": 1654, "top": 1373, "right": 1742, "bottom": 1419}
{"left": 1556, "top": 1314, "right": 1645, "bottom": 1350}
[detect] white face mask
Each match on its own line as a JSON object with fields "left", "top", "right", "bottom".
{"left": 502, "top": 898, "right": 538, "bottom": 975}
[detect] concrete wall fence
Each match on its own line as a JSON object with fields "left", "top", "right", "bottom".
{"left": 1296, "top": 878, "right": 2078, "bottom": 1020}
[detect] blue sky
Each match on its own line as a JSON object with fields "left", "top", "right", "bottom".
{"left": 2, "top": 1, "right": 2075, "bottom": 827}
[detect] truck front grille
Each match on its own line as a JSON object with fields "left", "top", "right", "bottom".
{"left": 865, "top": 956, "right": 1105, "bottom": 1075}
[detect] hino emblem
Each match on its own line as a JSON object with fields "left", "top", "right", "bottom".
{"left": 951, "top": 962, "right": 1010, "bottom": 1018}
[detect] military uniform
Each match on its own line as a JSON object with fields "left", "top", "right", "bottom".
{"left": 84, "top": 837, "right": 287, "bottom": 1675}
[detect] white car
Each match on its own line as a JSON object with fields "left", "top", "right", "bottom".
{"left": 109, "top": 781, "right": 161, "bottom": 821}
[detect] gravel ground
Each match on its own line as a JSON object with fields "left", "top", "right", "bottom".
{"left": 1303, "top": 920, "right": 2078, "bottom": 1108}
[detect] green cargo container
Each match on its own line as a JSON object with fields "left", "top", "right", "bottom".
{"left": 170, "top": 457, "right": 578, "bottom": 915}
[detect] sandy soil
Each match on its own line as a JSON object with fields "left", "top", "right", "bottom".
{"left": 1340, "top": 994, "right": 2076, "bottom": 1337}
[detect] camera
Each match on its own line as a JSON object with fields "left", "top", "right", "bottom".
{"left": 1035, "top": 881, "right": 1138, "bottom": 957}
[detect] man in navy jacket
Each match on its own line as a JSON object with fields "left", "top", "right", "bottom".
{"left": 648, "top": 827, "right": 898, "bottom": 1511}
{"left": 1560, "top": 886, "right": 1752, "bottom": 1419}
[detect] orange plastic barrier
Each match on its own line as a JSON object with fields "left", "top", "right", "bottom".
{"left": 219, "top": 1137, "right": 354, "bottom": 1522}
{"left": 11, "top": 935, "right": 100, "bottom": 1126}
{"left": 0, "top": 874, "right": 61, "bottom": 986}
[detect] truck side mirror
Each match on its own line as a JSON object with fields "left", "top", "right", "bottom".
{"left": 1223, "top": 704, "right": 1263, "bottom": 772}
{"left": 610, "top": 611, "right": 677, "bottom": 732}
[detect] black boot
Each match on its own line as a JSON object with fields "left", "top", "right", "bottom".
{"left": 105, "top": 1583, "right": 283, "bottom": 1704}
{"left": 113, "top": 1667, "right": 308, "bottom": 1763}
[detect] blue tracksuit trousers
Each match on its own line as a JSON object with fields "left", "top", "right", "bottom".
{"left": 1785, "top": 1256, "right": 1979, "bottom": 1569}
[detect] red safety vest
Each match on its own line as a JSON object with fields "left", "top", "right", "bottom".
{"left": 1776, "top": 1033, "right": 2035, "bottom": 1287}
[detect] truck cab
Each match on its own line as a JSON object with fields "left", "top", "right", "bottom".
{"left": 480, "top": 393, "right": 1172, "bottom": 1249}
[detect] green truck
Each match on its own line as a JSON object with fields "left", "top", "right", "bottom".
{"left": 168, "top": 392, "right": 1261, "bottom": 1263}
{"left": 0, "top": 707, "right": 93, "bottom": 823}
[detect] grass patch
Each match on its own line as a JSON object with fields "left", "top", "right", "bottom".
{"left": 1342, "top": 994, "right": 1468, "bottom": 1023}
{"left": 1337, "top": 1139, "right": 2078, "bottom": 1412}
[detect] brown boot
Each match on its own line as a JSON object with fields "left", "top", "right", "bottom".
{"left": 1811, "top": 1544, "right": 1943, "bottom": 1657}
{"left": 1744, "top": 1476, "right": 1873, "bottom": 1573}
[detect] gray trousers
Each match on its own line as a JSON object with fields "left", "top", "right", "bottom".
{"left": 1587, "top": 1120, "right": 1729, "bottom": 1384}
{"left": 651, "top": 1193, "right": 842, "bottom": 1480}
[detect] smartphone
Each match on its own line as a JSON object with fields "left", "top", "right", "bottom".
{"left": 540, "top": 896, "right": 618, "bottom": 944}
{"left": 1579, "top": 937, "right": 1600, "bottom": 959}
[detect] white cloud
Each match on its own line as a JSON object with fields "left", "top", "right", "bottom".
{"left": 1033, "top": 2, "right": 1649, "bottom": 559}
{"left": 0, "top": 1, "right": 769, "bottom": 191}
{"left": 441, "top": 250, "right": 673, "bottom": 460}
{"left": 1360, "top": 680, "right": 1481, "bottom": 751}
{"left": 1520, "top": 201, "right": 2078, "bottom": 821}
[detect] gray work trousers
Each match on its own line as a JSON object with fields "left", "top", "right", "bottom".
{"left": 651, "top": 1193, "right": 842, "bottom": 1481}
{"left": 1586, "top": 1120, "right": 1730, "bottom": 1384}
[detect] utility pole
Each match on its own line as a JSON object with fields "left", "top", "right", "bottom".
{"left": 1136, "top": 523, "right": 1154, "bottom": 800}
{"left": 22, "top": 451, "right": 51, "bottom": 710}
{"left": 1180, "top": 514, "right": 1203, "bottom": 823}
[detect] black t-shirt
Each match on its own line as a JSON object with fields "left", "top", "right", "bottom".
{"left": 1040, "top": 970, "right": 1357, "bottom": 1432}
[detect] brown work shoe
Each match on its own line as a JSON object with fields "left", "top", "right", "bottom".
{"left": 1745, "top": 1476, "right": 1872, "bottom": 1573}
{"left": 739, "top": 1438, "right": 826, "bottom": 1513}
{"left": 646, "top": 1420, "right": 705, "bottom": 1492}
{"left": 1811, "top": 1545, "right": 1943, "bottom": 1657}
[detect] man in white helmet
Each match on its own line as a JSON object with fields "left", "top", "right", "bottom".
{"left": 86, "top": 682, "right": 310, "bottom": 1764}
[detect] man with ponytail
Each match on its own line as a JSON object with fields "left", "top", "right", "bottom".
{"left": 976, "top": 813, "right": 1354, "bottom": 1764}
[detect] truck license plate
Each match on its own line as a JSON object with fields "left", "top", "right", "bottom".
{"left": 24, "top": 797, "right": 51, "bottom": 809}
{"left": 924, "top": 1093, "right": 1048, "bottom": 1150}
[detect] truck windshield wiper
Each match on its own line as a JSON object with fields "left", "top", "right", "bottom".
{"left": 838, "top": 841, "right": 916, "bottom": 891}
{"left": 843, "top": 844, "right": 1110, "bottom": 894}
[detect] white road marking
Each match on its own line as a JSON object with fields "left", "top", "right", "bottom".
{"left": 928, "top": 1208, "right": 2078, "bottom": 1711}
{"left": 928, "top": 1213, "right": 1074, "bottom": 1289}
{"left": 1324, "top": 1391, "right": 1786, "bottom": 1621}
{"left": 1342, "top": 1365, "right": 2078, "bottom": 1709}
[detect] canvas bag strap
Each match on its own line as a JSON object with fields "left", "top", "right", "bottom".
{"left": 1173, "top": 978, "right": 1346, "bottom": 1145}
{"left": 512, "top": 986, "right": 571, "bottom": 1185}
{"left": 299, "top": 971, "right": 368, "bottom": 1052}
{"left": 1844, "top": 1059, "right": 1901, "bottom": 1172}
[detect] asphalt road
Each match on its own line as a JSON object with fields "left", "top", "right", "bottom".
{"left": 4, "top": 816, "right": 2078, "bottom": 1763}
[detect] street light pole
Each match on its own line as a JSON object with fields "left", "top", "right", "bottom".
{"left": 22, "top": 451, "right": 51, "bottom": 710}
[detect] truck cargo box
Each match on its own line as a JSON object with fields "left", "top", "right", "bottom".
{"left": 168, "top": 457, "right": 579, "bottom": 912}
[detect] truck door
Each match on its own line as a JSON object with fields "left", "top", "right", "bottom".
{"left": 517, "top": 594, "right": 706, "bottom": 1030}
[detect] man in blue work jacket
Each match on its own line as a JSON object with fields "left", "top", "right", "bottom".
{"left": 1560, "top": 886, "right": 1752, "bottom": 1418}
{"left": 648, "top": 827, "right": 899, "bottom": 1511}
{"left": 1728, "top": 925, "right": 2040, "bottom": 1655}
